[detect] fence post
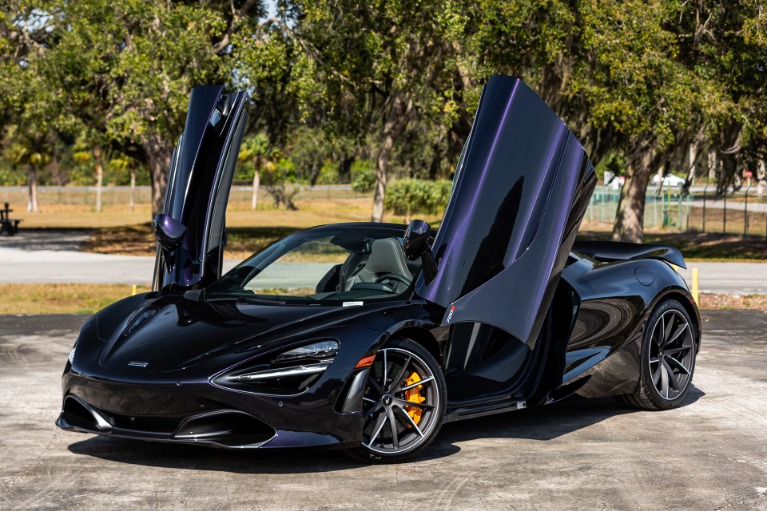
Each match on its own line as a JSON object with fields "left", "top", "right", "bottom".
{"left": 702, "top": 184, "right": 708, "bottom": 232}
{"left": 600, "top": 187, "right": 605, "bottom": 223}
{"left": 723, "top": 187, "right": 727, "bottom": 234}
{"left": 677, "top": 183, "right": 683, "bottom": 232}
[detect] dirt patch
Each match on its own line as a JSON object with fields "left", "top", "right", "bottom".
{"left": 698, "top": 293, "right": 767, "bottom": 310}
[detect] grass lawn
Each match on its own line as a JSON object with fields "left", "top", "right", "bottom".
{"left": 0, "top": 284, "right": 150, "bottom": 315}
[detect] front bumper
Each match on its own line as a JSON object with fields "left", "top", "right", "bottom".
{"left": 56, "top": 368, "right": 367, "bottom": 450}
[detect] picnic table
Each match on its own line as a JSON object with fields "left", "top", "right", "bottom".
{"left": 0, "top": 202, "right": 21, "bottom": 236}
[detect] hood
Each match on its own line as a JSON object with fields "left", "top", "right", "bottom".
{"left": 97, "top": 296, "right": 389, "bottom": 374}
{"left": 415, "top": 76, "right": 596, "bottom": 347}
{"left": 153, "top": 85, "right": 248, "bottom": 291}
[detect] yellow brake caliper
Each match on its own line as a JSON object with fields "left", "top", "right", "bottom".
{"left": 404, "top": 371, "right": 426, "bottom": 425}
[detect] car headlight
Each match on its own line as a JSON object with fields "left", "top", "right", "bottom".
{"left": 213, "top": 340, "right": 339, "bottom": 394}
{"left": 68, "top": 346, "right": 76, "bottom": 364}
{"left": 272, "top": 340, "right": 338, "bottom": 363}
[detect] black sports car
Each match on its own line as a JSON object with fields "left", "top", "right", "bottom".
{"left": 57, "top": 76, "right": 700, "bottom": 462}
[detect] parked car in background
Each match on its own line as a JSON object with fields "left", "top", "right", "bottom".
{"left": 652, "top": 174, "right": 687, "bottom": 187}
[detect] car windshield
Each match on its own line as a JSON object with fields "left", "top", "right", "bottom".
{"left": 206, "top": 225, "right": 422, "bottom": 305}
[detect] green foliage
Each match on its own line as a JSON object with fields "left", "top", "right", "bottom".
{"left": 316, "top": 161, "right": 340, "bottom": 185}
{"left": 594, "top": 151, "right": 628, "bottom": 181}
{"left": 0, "top": 0, "right": 764, "bottom": 234}
{"left": 385, "top": 179, "right": 452, "bottom": 216}
{"left": 351, "top": 160, "right": 376, "bottom": 193}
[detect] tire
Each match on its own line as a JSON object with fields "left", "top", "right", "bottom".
{"left": 617, "top": 298, "right": 698, "bottom": 410}
{"left": 350, "top": 337, "right": 447, "bottom": 463}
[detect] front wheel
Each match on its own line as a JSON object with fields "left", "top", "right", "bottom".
{"left": 617, "top": 298, "right": 698, "bottom": 410}
{"left": 351, "top": 337, "right": 447, "bottom": 463}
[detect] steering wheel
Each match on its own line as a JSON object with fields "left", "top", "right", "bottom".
{"left": 374, "top": 273, "right": 411, "bottom": 287}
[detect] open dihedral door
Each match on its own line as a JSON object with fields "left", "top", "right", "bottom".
{"left": 415, "top": 76, "right": 596, "bottom": 348}
{"left": 153, "top": 85, "right": 248, "bottom": 291}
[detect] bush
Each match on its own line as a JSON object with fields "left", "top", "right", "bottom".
{"left": 385, "top": 179, "right": 452, "bottom": 218}
{"left": 351, "top": 160, "right": 376, "bottom": 193}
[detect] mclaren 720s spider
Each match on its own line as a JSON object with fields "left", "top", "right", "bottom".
{"left": 57, "top": 76, "right": 700, "bottom": 462}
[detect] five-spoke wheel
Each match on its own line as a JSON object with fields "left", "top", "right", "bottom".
{"left": 352, "top": 338, "right": 446, "bottom": 463}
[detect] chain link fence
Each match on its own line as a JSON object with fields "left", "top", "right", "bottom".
{"left": 583, "top": 184, "right": 767, "bottom": 236}
{"left": 0, "top": 184, "right": 362, "bottom": 208}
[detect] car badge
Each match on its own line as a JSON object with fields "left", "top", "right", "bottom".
{"left": 128, "top": 361, "right": 149, "bottom": 368}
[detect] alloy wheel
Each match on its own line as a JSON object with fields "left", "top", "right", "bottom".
{"left": 648, "top": 308, "right": 695, "bottom": 400}
{"left": 361, "top": 346, "right": 442, "bottom": 456}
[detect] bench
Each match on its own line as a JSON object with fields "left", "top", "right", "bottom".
{"left": 0, "top": 202, "right": 21, "bottom": 236}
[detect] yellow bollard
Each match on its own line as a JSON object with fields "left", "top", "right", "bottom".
{"left": 131, "top": 284, "right": 137, "bottom": 296}
{"left": 691, "top": 268, "right": 699, "bottom": 303}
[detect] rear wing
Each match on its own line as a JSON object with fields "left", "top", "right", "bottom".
{"left": 572, "top": 241, "right": 686, "bottom": 269}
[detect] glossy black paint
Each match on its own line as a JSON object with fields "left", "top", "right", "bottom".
{"left": 403, "top": 219, "right": 437, "bottom": 283}
{"left": 60, "top": 273, "right": 442, "bottom": 449}
{"left": 573, "top": 240, "right": 687, "bottom": 269}
{"left": 57, "top": 77, "right": 700, "bottom": 453}
{"left": 153, "top": 85, "right": 248, "bottom": 290}
{"left": 562, "top": 252, "right": 700, "bottom": 399}
{"left": 58, "top": 224, "right": 698, "bottom": 449}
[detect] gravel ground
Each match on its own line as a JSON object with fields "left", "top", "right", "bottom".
{"left": 0, "top": 311, "right": 766, "bottom": 510}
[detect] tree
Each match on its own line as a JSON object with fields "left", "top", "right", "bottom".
{"left": 676, "top": 2, "right": 767, "bottom": 195}
{"left": 0, "top": 1, "right": 62, "bottom": 212}
{"left": 575, "top": 2, "right": 727, "bottom": 241}
{"left": 39, "top": 0, "right": 242, "bottom": 215}
{"left": 1, "top": 0, "right": 267, "bottom": 216}
{"left": 285, "top": 0, "right": 467, "bottom": 221}
{"left": 237, "top": 133, "right": 272, "bottom": 210}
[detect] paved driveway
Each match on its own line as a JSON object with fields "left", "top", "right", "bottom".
{"left": 0, "top": 310, "right": 765, "bottom": 510}
{"left": 677, "top": 262, "right": 767, "bottom": 294}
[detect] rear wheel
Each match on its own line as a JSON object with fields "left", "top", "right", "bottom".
{"left": 351, "top": 337, "right": 446, "bottom": 463}
{"left": 617, "top": 298, "right": 698, "bottom": 410}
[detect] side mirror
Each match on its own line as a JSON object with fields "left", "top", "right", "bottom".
{"left": 153, "top": 214, "right": 187, "bottom": 252}
{"left": 404, "top": 219, "right": 438, "bottom": 284}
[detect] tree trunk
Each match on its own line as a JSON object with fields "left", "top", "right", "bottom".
{"left": 251, "top": 157, "right": 260, "bottom": 210}
{"left": 129, "top": 164, "right": 136, "bottom": 213}
{"left": 371, "top": 94, "right": 413, "bottom": 223}
{"left": 612, "top": 141, "right": 657, "bottom": 242}
{"left": 144, "top": 131, "right": 171, "bottom": 217}
{"left": 707, "top": 149, "right": 718, "bottom": 181}
{"left": 686, "top": 139, "right": 698, "bottom": 183}
{"left": 27, "top": 166, "right": 39, "bottom": 213}
{"left": 654, "top": 165, "right": 664, "bottom": 197}
{"left": 371, "top": 132, "right": 394, "bottom": 222}
{"left": 93, "top": 145, "right": 103, "bottom": 213}
{"left": 50, "top": 151, "right": 64, "bottom": 186}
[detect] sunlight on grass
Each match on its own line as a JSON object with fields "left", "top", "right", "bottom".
{"left": 0, "top": 284, "right": 149, "bottom": 315}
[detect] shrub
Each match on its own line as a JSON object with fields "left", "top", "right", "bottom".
{"left": 351, "top": 160, "right": 376, "bottom": 193}
{"left": 385, "top": 179, "right": 452, "bottom": 219}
